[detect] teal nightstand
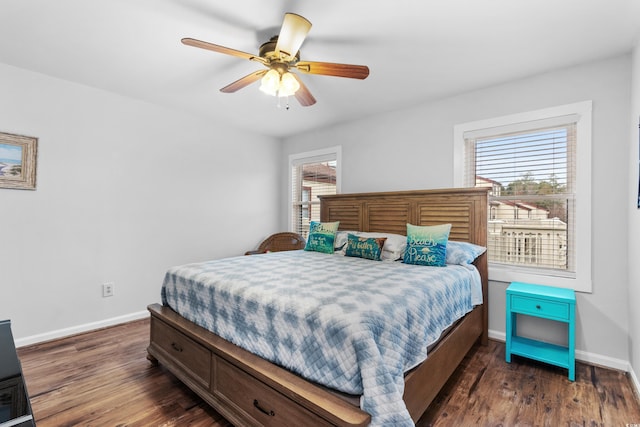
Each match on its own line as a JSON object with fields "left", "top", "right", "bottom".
{"left": 505, "top": 282, "right": 576, "bottom": 381}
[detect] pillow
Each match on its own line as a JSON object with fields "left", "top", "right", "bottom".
{"left": 334, "top": 231, "right": 407, "bottom": 260}
{"left": 345, "top": 234, "right": 387, "bottom": 261}
{"left": 446, "top": 241, "right": 487, "bottom": 265}
{"left": 334, "top": 230, "right": 351, "bottom": 252}
{"left": 355, "top": 232, "right": 406, "bottom": 261}
{"left": 403, "top": 223, "right": 451, "bottom": 267}
{"left": 304, "top": 221, "right": 340, "bottom": 254}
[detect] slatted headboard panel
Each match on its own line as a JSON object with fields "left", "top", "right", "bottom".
{"left": 320, "top": 187, "right": 488, "bottom": 247}
{"left": 323, "top": 203, "right": 362, "bottom": 231}
{"left": 320, "top": 187, "right": 490, "bottom": 332}
{"left": 416, "top": 203, "right": 473, "bottom": 242}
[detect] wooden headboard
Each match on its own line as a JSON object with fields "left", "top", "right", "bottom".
{"left": 319, "top": 187, "right": 488, "bottom": 244}
{"left": 319, "top": 187, "right": 489, "bottom": 342}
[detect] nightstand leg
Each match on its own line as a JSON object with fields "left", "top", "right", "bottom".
{"left": 506, "top": 310, "right": 515, "bottom": 363}
{"left": 568, "top": 307, "right": 576, "bottom": 381}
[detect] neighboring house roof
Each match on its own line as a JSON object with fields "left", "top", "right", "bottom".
{"left": 476, "top": 176, "right": 502, "bottom": 186}
{"left": 491, "top": 200, "right": 549, "bottom": 213}
{"left": 303, "top": 163, "right": 336, "bottom": 184}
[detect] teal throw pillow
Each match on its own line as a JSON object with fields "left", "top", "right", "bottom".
{"left": 345, "top": 234, "right": 387, "bottom": 261}
{"left": 403, "top": 223, "right": 452, "bottom": 267}
{"left": 304, "top": 221, "right": 340, "bottom": 254}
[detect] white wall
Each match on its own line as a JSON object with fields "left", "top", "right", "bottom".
{"left": 0, "top": 63, "right": 281, "bottom": 342}
{"left": 282, "top": 54, "right": 632, "bottom": 367}
{"left": 628, "top": 41, "right": 640, "bottom": 381}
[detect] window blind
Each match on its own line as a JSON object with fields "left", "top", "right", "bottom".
{"left": 465, "top": 124, "right": 577, "bottom": 274}
{"left": 291, "top": 158, "right": 337, "bottom": 237}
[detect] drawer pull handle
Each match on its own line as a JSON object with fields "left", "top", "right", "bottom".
{"left": 171, "top": 342, "right": 183, "bottom": 352}
{"left": 253, "top": 399, "right": 275, "bottom": 417}
{"left": 536, "top": 305, "right": 541, "bottom": 309}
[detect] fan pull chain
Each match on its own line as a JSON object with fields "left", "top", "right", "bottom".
{"left": 276, "top": 96, "right": 291, "bottom": 110}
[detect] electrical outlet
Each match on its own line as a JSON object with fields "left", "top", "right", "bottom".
{"left": 102, "top": 282, "right": 114, "bottom": 298}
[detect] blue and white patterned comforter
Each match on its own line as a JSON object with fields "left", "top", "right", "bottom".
{"left": 161, "top": 250, "right": 482, "bottom": 426}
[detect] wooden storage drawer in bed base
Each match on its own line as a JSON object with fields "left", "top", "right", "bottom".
{"left": 213, "top": 355, "right": 333, "bottom": 426}
{"left": 149, "top": 317, "right": 211, "bottom": 388}
{"left": 147, "top": 303, "right": 371, "bottom": 427}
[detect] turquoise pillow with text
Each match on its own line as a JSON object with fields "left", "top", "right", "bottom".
{"left": 345, "top": 234, "right": 387, "bottom": 261}
{"left": 403, "top": 223, "right": 451, "bottom": 267}
{"left": 304, "top": 221, "right": 340, "bottom": 254}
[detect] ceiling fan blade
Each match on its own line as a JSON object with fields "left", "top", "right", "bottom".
{"left": 295, "top": 61, "right": 369, "bottom": 79}
{"left": 292, "top": 74, "right": 316, "bottom": 107}
{"left": 220, "top": 69, "right": 268, "bottom": 93}
{"left": 275, "top": 13, "right": 312, "bottom": 60}
{"left": 182, "top": 38, "right": 266, "bottom": 64}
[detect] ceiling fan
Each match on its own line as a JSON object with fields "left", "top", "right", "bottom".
{"left": 182, "top": 13, "right": 370, "bottom": 107}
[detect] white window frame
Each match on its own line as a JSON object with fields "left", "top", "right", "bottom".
{"left": 288, "top": 146, "right": 342, "bottom": 234}
{"left": 453, "top": 101, "right": 592, "bottom": 293}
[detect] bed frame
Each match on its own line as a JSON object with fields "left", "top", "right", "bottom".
{"left": 147, "top": 187, "right": 489, "bottom": 426}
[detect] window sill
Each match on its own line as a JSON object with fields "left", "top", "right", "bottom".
{"left": 488, "top": 263, "right": 591, "bottom": 293}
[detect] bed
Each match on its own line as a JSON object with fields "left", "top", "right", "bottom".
{"left": 147, "top": 187, "right": 489, "bottom": 426}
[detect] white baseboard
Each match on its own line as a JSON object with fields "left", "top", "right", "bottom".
{"left": 628, "top": 366, "right": 640, "bottom": 400}
{"left": 574, "top": 349, "right": 630, "bottom": 372}
{"left": 15, "top": 310, "right": 149, "bottom": 348}
{"left": 488, "top": 329, "right": 505, "bottom": 342}
{"left": 488, "top": 329, "right": 631, "bottom": 372}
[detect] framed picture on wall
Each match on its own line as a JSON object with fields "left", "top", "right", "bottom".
{"left": 0, "top": 132, "right": 38, "bottom": 190}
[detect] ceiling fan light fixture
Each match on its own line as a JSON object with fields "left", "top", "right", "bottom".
{"left": 278, "top": 72, "right": 300, "bottom": 97}
{"left": 260, "top": 69, "right": 300, "bottom": 98}
{"left": 259, "top": 69, "right": 280, "bottom": 96}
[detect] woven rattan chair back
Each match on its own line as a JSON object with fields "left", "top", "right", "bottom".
{"left": 245, "top": 232, "right": 306, "bottom": 255}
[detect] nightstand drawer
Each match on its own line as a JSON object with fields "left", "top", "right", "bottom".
{"left": 510, "top": 295, "right": 569, "bottom": 321}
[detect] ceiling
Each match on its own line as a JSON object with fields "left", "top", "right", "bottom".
{"left": 1, "top": 1, "right": 639, "bottom": 138}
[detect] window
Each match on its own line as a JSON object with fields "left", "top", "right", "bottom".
{"left": 301, "top": 186, "right": 311, "bottom": 220}
{"left": 474, "top": 126, "right": 573, "bottom": 271}
{"left": 289, "top": 147, "right": 341, "bottom": 238}
{"left": 454, "top": 102, "right": 592, "bottom": 292}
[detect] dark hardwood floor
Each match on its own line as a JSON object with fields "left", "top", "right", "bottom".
{"left": 16, "top": 318, "right": 640, "bottom": 426}
{"left": 417, "top": 338, "right": 640, "bottom": 427}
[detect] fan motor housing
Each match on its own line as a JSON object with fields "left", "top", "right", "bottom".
{"left": 259, "top": 36, "right": 300, "bottom": 63}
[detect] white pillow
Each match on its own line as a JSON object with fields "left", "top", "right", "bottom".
{"left": 334, "top": 230, "right": 351, "bottom": 252}
{"left": 445, "top": 241, "right": 487, "bottom": 265}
